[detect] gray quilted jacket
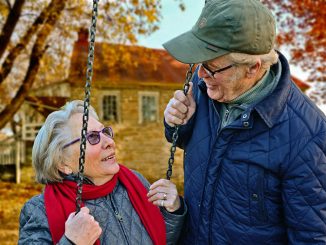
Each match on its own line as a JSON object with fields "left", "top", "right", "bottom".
{"left": 19, "top": 171, "right": 186, "bottom": 244}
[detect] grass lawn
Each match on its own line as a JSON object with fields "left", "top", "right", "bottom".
{"left": 0, "top": 165, "right": 42, "bottom": 245}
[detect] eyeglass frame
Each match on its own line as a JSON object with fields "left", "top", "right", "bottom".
{"left": 63, "top": 126, "right": 114, "bottom": 149}
{"left": 201, "top": 62, "right": 235, "bottom": 78}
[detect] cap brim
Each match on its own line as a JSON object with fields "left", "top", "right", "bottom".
{"left": 163, "top": 30, "right": 229, "bottom": 64}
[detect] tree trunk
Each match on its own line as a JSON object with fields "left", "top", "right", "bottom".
{"left": 0, "top": 0, "right": 66, "bottom": 129}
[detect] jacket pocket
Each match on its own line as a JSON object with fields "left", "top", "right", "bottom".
{"left": 248, "top": 164, "right": 268, "bottom": 224}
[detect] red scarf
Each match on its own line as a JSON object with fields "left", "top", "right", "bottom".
{"left": 44, "top": 164, "right": 166, "bottom": 245}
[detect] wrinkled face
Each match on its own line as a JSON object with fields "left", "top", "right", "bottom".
{"left": 64, "top": 113, "right": 119, "bottom": 185}
{"left": 198, "top": 55, "right": 249, "bottom": 102}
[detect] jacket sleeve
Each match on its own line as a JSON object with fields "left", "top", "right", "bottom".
{"left": 164, "top": 116, "right": 195, "bottom": 150}
{"left": 132, "top": 170, "right": 187, "bottom": 245}
{"left": 160, "top": 199, "right": 187, "bottom": 245}
{"left": 283, "top": 132, "right": 326, "bottom": 244}
{"left": 18, "top": 195, "right": 71, "bottom": 245}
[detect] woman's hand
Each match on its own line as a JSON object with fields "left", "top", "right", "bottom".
{"left": 147, "top": 179, "right": 181, "bottom": 213}
{"left": 64, "top": 207, "right": 102, "bottom": 245}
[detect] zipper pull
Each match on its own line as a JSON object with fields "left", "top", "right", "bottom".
{"left": 224, "top": 109, "right": 230, "bottom": 122}
{"left": 115, "top": 211, "right": 123, "bottom": 222}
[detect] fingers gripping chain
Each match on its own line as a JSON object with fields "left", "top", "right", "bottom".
{"left": 166, "top": 64, "right": 194, "bottom": 180}
{"left": 183, "top": 65, "right": 194, "bottom": 95}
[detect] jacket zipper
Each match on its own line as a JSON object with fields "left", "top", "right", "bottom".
{"left": 208, "top": 167, "right": 223, "bottom": 245}
{"left": 206, "top": 100, "right": 223, "bottom": 245}
{"left": 209, "top": 101, "right": 238, "bottom": 244}
{"left": 109, "top": 195, "right": 130, "bottom": 245}
{"left": 212, "top": 100, "right": 222, "bottom": 134}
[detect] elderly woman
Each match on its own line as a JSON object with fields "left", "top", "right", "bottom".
{"left": 19, "top": 100, "right": 186, "bottom": 245}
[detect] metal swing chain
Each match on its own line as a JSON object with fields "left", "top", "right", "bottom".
{"left": 76, "top": 0, "right": 99, "bottom": 213}
{"left": 166, "top": 64, "right": 194, "bottom": 180}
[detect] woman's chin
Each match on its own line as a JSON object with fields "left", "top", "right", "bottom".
{"left": 112, "top": 162, "right": 120, "bottom": 172}
{"left": 107, "top": 162, "right": 120, "bottom": 176}
{"left": 93, "top": 164, "right": 120, "bottom": 185}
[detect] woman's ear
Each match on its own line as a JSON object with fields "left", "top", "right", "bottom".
{"left": 58, "top": 163, "right": 73, "bottom": 175}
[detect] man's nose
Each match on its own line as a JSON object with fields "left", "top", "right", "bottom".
{"left": 198, "top": 64, "right": 211, "bottom": 79}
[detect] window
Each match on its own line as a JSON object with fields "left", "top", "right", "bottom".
{"left": 100, "top": 91, "right": 120, "bottom": 123}
{"left": 103, "top": 95, "right": 118, "bottom": 121}
{"left": 139, "top": 92, "right": 159, "bottom": 123}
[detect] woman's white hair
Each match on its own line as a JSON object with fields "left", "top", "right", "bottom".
{"left": 32, "top": 100, "right": 98, "bottom": 184}
{"left": 228, "top": 49, "right": 279, "bottom": 70}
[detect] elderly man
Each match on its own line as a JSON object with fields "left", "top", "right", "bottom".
{"left": 163, "top": 0, "right": 326, "bottom": 244}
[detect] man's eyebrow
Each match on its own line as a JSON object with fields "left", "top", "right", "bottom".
{"left": 205, "top": 62, "right": 219, "bottom": 69}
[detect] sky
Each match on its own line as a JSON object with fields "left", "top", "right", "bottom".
{"left": 138, "top": 1, "right": 204, "bottom": 49}
{"left": 137, "top": 0, "right": 308, "bottom": 80}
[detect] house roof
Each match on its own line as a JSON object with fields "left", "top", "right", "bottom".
{"left": 67, "top": 30, "right": 309, "bottom": 91}
{"left": 68, "top": 30, "right": 189, "bottom": 88}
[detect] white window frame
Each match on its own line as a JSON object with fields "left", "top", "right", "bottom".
{"left": 98, "top": 91, "right": 121, "bottom": 123}
{"left": 138, "top": 91, "right": 159, "bottom": 124}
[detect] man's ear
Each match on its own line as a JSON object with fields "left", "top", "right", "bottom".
{"left": 246, "top": 60, "right": 262, "bottom": 78}
{"left": 58, "top": 163, "right": 73, "bottom": 175}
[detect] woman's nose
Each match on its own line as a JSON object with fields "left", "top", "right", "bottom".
{"left": 102, "top": 134, "right": 115, "bottom": 148}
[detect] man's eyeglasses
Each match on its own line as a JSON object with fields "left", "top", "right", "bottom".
{"left": 63, "top": 126, "right": 114, "bottom": 149}
{"left": 201, "top": 62, "right": 234, "bottom": 78}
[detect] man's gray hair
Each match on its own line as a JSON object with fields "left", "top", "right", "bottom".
{"left": 32, "top": 100, "right": 98, "bottom": 184}
{"left": 228, "top": 49, "right": 279, "bottom": 70}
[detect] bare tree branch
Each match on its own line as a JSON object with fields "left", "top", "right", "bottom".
{"left": 4, "top": 0, "right": 11, "bottom": 9}
{"left": 0, "top": 0, "right": 26, "bottom": 58}
{"left": 0, "top": 0, "right": 66, "bottom": 129}
{"left": 0, "top": 0, "right": 63, "bottom": 85}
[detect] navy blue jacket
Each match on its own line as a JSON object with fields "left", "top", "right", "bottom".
{"left": 165, "top": 53, "right": 326, "bottom": 244}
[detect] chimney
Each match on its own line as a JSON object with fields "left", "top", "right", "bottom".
{"left": 77, "top": 28, "right": 89, "bottom": 47}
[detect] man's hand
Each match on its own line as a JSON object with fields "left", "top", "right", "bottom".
{"left": 164, "top": 82, "right": 196, "bottom": 127}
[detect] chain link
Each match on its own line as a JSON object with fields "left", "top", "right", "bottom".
{"left": 76, "top": 0, "right": 99, "bottom": 213}
{"left": 166, "top": 64, "right": 194, "bottom": 180}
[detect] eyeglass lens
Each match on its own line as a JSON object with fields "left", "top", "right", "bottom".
{"left": 201, "top": 63, "right": 234, "bottom": 77}
{"left": 87, "top": 127, "right": 114, "bottom": 145}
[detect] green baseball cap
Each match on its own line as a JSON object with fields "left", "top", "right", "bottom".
{"left": 163, "top": 0, "right": 276, "bottom": 64}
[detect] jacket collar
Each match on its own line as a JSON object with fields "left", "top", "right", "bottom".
{"left": 254, "top": 51, "right": 291, "bottom": 128}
